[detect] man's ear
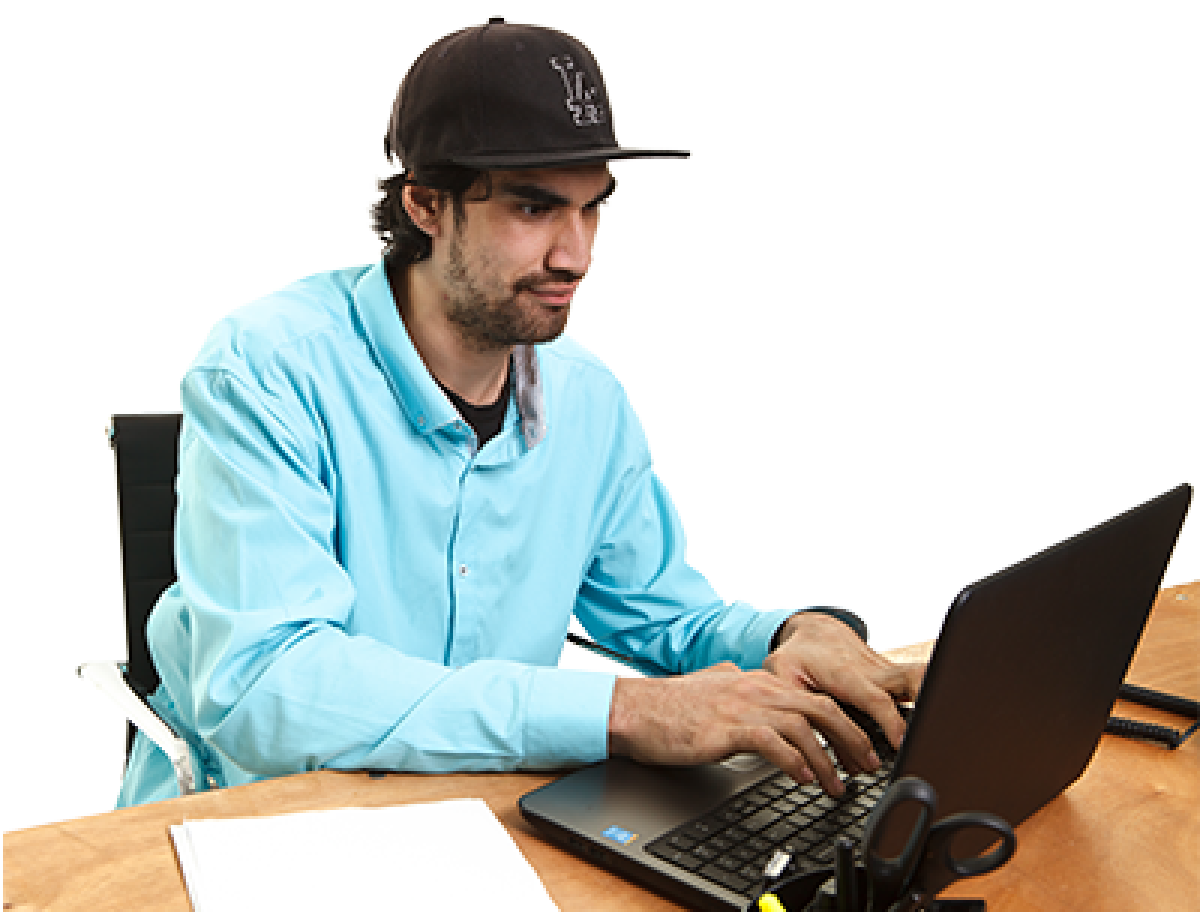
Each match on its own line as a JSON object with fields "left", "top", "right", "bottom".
{"left": 402, "top": 184, "right": 448, "bottom": 239}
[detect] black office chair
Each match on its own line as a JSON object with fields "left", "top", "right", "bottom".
{"left": 77, "top": 413, "right": 197, "bottom": 794}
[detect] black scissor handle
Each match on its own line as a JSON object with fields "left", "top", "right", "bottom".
{"left": 862, "top": 776, "right": 939, "bottom": 896}
{"left": 922, "top": 811, "right": 1017, "bottom": 880}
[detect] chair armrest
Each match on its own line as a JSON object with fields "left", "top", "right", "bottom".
{"left": 76, "top": 661, "right": 197, "bottom": 795}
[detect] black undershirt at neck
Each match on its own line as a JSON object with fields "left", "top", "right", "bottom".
{"left": 437, "top": 367, "right": 512, "bottom": 448}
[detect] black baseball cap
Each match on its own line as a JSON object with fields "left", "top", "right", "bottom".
{"left": 385, "top": 18, "right": 689, "bottom": 171}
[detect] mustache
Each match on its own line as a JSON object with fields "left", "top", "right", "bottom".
{"left": 512, "top": 268, "right": 584, "bottom": 294}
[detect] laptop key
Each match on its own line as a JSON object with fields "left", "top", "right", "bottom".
{"left": 787, "top": 809, "right": 815, "bottom": 828}
{"left": 810, "top": 819, "right": 840, "bottom": 840}
{"left": 731, "top": 845, "right": 758, "bottom": 863}
{"left": 683, "top": 819, "right": 722, "bottom": 839}
{"left": 646, "top": 844, "right": 704, "bottom": 872}
{"left": 699, "top": 864, "right": 752, "bottom": 895}
{"left": 724, "top": 825, "right": 752, "bottom": 844}
{"left": 693, "top": 843, "right": 719, "bottom": 861}
{"left": 714, "top": 807, "right": 746, "bottom": 825}
{"left": 763, "top": 821, "right": 799, "bottom": 843}
{"left": 812, "top": 839, "right": 838, "bottom": 863}
{"left": 740, "top": 808, "right": 783, "bottom": 832}
{"left": 794, "top": 805, "right": 824, "bottom": 823}
{"left": 739, "top": 863, "right": 764, "bottom": 881}
{"left": 715, "top": 854, "right": 742, "bottom": 872}
{"left": 707, "top": 835, "right": 734, "bottom": 852}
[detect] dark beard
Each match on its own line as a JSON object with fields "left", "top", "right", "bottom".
{"left": 443, "top": 234, "right": 578, "bottom": 352}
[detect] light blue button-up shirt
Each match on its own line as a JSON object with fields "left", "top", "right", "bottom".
{"left": 117, "top": 262, "right": 793, "bottom": 806}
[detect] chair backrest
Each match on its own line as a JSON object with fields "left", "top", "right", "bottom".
{"left": 109, "top": 414, "right": 183, "bottom": 708}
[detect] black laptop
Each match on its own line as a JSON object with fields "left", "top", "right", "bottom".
{"left": 520, "top": 485, "right": 1192, "bottom": 911}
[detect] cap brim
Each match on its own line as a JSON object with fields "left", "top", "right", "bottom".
{"left": 447, "top": 147, "right": 690, "bottom": 170}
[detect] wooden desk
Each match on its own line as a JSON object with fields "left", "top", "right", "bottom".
{"left": 5, "top": 583, "right": 1197, "bottom": 911}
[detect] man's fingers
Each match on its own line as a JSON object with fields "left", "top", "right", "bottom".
{"left": 749, "top": 694, "right": 875, "bottom": 795}
{"left": 797, "top": 693, "right": 882, "bottom": 779}
{"left": 736, "top": 720, "right": 855, "bottom": 797}
{"left": 767, "top": 620, "right": 928, "bottom": 760}
{"left": 610, "top": 665, "right": 908, "bottom": 798}
{"left": 868, "top": 702, "right": 905, "bottom": 757}
{"left": 714, "top": 685, "right": 861, "bottom": 795}
{"left": 742, "top": 682, "right": 888, "bottom": 793}
{"left": 866, "top": 661, "right": 925, "bottom": 749}
{"left": 776, "top": 712, "right": 850, "bottom": 796}
{"left": 738, "top": 726, "right": 814, "bottom": 788}
{"left": 888, "top": 660, "right": 925, "bottom": 732}
{"left": 888, "top": 661, "right": 926, "bottom": 703}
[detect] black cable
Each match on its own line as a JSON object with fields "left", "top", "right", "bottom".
{"left": 1180, "top": 720, "right": 1200, "bottom": 747}
{"left": 1106, "top": 681, "right": 1200, "bottom": 749}
{"left": 1104, "top": 717, "right": 1187, "bottom": 748}
{"left": 1117, "top": 682, "right": 1200, "bottom": 719}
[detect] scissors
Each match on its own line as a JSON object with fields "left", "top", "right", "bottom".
{"left": 860, "top": 776, "right": 1016, "bottom": 912}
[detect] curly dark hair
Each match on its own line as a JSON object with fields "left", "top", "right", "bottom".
{"left": 371, "top": 165, "right": 487, "bottom": 266}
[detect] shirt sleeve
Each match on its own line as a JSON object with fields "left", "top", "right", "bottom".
{"left": 148, "top": 365, "right": 614, "bottom": 780}
{"left": 572, "top": 391, "right": 795, "bottom": 675}
{"left": 573, "top": 379, "right": 873, "bottom": 676}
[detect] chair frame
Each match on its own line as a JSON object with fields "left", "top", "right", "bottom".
{"left": 77, "top": 413, "right": 196, "bottom": 795}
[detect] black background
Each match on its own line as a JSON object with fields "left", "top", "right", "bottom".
{"left": 25, "top": 14, "right": 1190, "bottom": 835}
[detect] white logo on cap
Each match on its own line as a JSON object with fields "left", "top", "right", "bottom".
{"left": 549, "top": 55, "right": 606, "bottom": 127}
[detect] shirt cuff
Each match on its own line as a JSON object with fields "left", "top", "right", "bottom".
{"left": 768, "top": 602, "right": 873, "bottom": 652}
{"left": 523, "top": 667, "right": 616, "bottom": 766}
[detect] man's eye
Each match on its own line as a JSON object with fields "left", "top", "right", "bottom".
{"left": 519, "top": 204, "right": 551, "bottom": 217}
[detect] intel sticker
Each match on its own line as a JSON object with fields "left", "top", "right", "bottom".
{"left": 601, "top": 824, "right": 638, "bottom": 845}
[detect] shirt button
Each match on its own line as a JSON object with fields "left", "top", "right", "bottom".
{"left": 457, "top": 563, "right": 469, "bottom": 578}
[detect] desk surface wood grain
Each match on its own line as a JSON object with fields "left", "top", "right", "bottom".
{"left": 5, "top": 582, "right": 1197, "bottom": 911}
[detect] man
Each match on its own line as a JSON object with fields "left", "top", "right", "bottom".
{"left": 117, "top": 19, "right": 922, "bottom": 808}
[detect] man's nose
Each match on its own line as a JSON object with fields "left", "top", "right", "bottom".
{"left": 546, "top": 213, "right": 594, "bottom": 274}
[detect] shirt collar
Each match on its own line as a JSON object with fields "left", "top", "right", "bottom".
{"left": 351, "top": 261, "right": 546, "bottom": 451}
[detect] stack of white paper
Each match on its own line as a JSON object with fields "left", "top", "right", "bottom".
{"left": 169, "top": 798, "right": 560, "bottom": 911}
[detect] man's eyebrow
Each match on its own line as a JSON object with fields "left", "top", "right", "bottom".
{"left": 497, "top": 175, "right": 618, "bottom": 209}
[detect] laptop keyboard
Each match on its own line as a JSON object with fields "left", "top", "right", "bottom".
{"left": 644, "top": 765, "right": 892, "bottom": 898}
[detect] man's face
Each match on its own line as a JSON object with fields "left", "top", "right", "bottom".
{"left": 434, "top": 164, "right": 615, "bottom": 352}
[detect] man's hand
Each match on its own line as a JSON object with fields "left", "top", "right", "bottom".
{"left": 606, "top": 613, "right": 925, "bottom": 797}
{"left": 609, "top": 662, "right": 888, "bottom": 796}
{"left": 765, "top": 611, "right": 926, "bottom": 762}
